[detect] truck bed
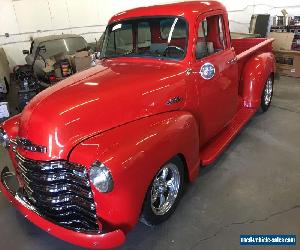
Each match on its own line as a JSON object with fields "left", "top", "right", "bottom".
{"left": 232, "top": 38, "right": 274, "bottom": 82}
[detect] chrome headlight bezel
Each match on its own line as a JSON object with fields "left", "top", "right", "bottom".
{"left": 0, "top": 127, "right": 10, "bottom": 148}
{"left": 89, "top": 161, "right": 114, "bottom": 193}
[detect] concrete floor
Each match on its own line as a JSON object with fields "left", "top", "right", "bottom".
{"left": 0, "top": 76, "right": 299, "bottom": 250}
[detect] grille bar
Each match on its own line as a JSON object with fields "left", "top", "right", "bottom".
{"left": 15, "top": 151, "right": 99, "bottom": 232}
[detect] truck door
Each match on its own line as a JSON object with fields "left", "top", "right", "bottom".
{"left": 192, "top": 13, "right": 239, "bottom": 142}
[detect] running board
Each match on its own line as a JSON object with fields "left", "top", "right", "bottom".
{"left": 200, "top": 107, "right": 256, "bottom": 166}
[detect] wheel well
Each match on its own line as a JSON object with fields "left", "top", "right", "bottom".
{"left": 177, "top": 153, "right": 190, "bottom": 183}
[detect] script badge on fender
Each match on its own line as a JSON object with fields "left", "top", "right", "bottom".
{"left": 166, "top": 96, "right": 183, "bottom": 106}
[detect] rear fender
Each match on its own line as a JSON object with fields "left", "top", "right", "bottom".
{"left": 69, "top": 111, "right": 199, "bottom": 231}
{"left": 241, "top": 52, "right": 275, "bottom": 108}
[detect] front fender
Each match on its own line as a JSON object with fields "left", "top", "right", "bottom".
{"left": 1, "top": 114, "right": 20, "bottom": 138}
{"left": 241, "top": 52, "right": 275, "bottom": 108}
{"left": 69, "top": 111, "right": 199, "bottom": 231}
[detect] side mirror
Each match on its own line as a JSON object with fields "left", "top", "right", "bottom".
{"left": 23, "top": 50, "right": 29, "bottom": 55}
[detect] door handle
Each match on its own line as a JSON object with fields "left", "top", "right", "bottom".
{"left": 227, "top": 57, "right": 237, "bottom": 64}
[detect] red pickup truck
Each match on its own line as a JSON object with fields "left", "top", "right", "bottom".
{"left": 0, "top": 1, "right": 275, "bottom": 249}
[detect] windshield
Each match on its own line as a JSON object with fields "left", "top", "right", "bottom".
{"left": 35, "top": 37, "right": 88, "bottom": 58}
{"left": 101, "top": 17, "right": 188, "bottom": 60}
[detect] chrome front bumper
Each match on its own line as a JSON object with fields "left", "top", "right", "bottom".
{"left": 1, "top": 166, "right": 40, "bottom": 213}
{"left": 0, "top": 166, "right": 126, "bottom": 249}
{"left": 1, "top": 166, "right": 18, "bottom": 195}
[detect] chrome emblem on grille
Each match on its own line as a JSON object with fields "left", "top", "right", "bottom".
{"left": 17, "top": 138, "right": 47, "bottom": 153}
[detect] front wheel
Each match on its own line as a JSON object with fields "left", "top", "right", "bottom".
{"left": 141, "top": 156, "right": 185, "bottom": 226}
{"left": 260, "top": 76, "right": 274, "bottom": 112}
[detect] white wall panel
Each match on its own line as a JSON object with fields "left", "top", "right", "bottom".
{"left": 66, "top": 0, "right": 99, "bottom": 27}
{"left": 13, "top": 0, "right": 52, "bottom": 32}
{"left": 253, "top": 0, "right": 300, "bottom": 16}
{"left": 1, "top": 0, "right": 300, "bottom": 69}
{"left": 220, "top": 0, "right": 254, "bottom": 12}
{"left": 0, "top": 0, "right": 19, "bottom": 35}
{"left": 48, "top": 0, "right": 70, "bottom": 29}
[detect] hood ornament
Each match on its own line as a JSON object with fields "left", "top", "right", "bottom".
{"left": 17, "top": 138, "right": 47, "bottom": 153}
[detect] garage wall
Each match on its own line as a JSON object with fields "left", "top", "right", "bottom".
{"left": 0, "top": 0, "right": 300, "bottom": 69}
{"left": 0, "top": 0, "right": 171, "bottom": 68}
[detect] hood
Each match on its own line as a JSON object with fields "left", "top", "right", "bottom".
{"left": 18, "top": 58, "right": 187, "bottom": 160}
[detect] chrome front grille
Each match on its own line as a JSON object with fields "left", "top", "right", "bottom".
{"left": 15, "top": 152, "right": 99, "bottom": 232}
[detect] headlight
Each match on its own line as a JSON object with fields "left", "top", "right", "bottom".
{"left": 0, "top": 128, "right": 10, "bottom": 148}
{"left": 89, "top": 161, "right": 113, "bottom": 193}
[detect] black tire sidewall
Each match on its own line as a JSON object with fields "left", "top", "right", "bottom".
{"left": 141, "top": 156, "right": 185, "bottom": 226}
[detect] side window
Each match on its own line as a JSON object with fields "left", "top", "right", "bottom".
{"left": 196, "top": 15, "right": 227, "bottom": 60}
{"left": 198, "top": 20, "right": 207, "bottom": 38}
{"left": 138, "top": 22, "right": 151, "bottom": 48}
{"left": 218, "top": 16, "right": 226, "bottom": 49}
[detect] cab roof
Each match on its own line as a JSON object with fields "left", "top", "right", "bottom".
{"left": 33, "top": 34, "right": 86, "bottom": 44}
{"left": 109, "top": 1, "right": 226, "bottom": 24}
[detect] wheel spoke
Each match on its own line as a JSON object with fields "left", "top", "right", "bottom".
{"left": 161, "top": 167, "right": 169, "bottom": 180}
{"left": 153, "top": 179, "right": 159, "bottom": 187}
{"left": 152, "top": 190, "right": 158, "bottom": 203}
{"left": 150, "top": 163, "right": 181, "bottom": 216}
{"left": 159, "top": 193, "right": 166, "bottom": 208}
{"left": 264, "top": 78, "right": 273, "bottom": 106}
{"left": 166, "top": 178, "right": 174, "bottom": 188}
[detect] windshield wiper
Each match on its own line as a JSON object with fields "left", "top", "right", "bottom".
{"left": 120, "top": 50, "right": 138, "bottom": 57}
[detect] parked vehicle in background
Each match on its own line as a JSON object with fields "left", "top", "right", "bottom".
{"left": 13, "top": 34, "right": 89, "bottom": 111}
{"left": 23, "top": 34, "right": 88, "bottom": 82}
{"left": 0, "top": 1, "right": 275, "bottom": 249}
{"left": 0, "top": 48, "right": 10, "bottom": 98}
{"left": 0, "top": 76, "right": 9, "bottom": 97}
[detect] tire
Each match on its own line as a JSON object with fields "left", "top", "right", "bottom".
{"left": 141, "top": 156, "right": 185, "bottom": 226}
{"left": 260, "top": 76, "right": 274, "bottom": 112}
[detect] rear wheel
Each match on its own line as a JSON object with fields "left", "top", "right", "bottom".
{"left": 260, "top": 76, "right": 274, "bottom": 112}
{"left": 141, "top": 156, "right": 185, "bottom": 226}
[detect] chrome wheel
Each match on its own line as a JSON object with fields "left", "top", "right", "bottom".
{"left": 264, "top": 77, "right": 273, "bottom": 106}
{"left": 150, "top": 163, "right": 180, "bottom": 215}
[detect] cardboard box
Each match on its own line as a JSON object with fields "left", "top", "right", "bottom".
{"left": 43, "top": 59, "right": 56, "bottom": 74}
{"left": 268, "top": 32, "right": 300, "bottom": 77}
{"left": 74, "top": 51, "right": 91, "bottom": 72}
{"left": 268, "top": 32, "right": 294, "bottom": 51}
{"left": 275, "top": 50, "right": 300, "bottom": 78}
{"left": 53, "top": 52, "right": 67, "bottom": 62}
